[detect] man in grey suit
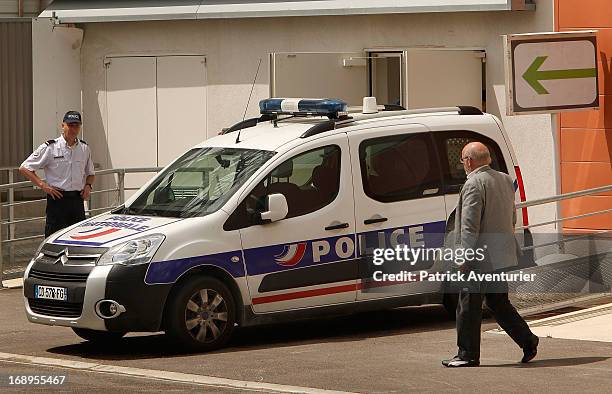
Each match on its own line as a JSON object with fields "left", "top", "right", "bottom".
{"left": 442, "top": 142, "right": 539, "bottom": 368}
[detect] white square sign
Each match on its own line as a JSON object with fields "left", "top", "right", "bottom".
{"left": 504, "top": 31, "right": 599, "bottom": 115}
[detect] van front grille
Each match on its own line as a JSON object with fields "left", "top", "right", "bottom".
{"left": 28, "top": 298, "right": 83, "bottom": 318}
{"left": 29, "top": 269, "right": 90, "bottom": 283}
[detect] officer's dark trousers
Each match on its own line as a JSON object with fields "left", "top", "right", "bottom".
{"left": 456, "top": 276, "right": 535, "bottom": 361}
{"left": 45, "top": 191, "right": 85, "bottom": 237}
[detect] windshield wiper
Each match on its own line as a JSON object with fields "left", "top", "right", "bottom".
{"left": 123, "top": 207, "right": 162, "bottom": 217}
{"left": 123, "top": 206, "right": 141, "bottom": 215}
{"left": 140, "top": 208, "right": 184, "bottom": 218}
{"left": 142, "top": 209, "right": 165, "bottom": 217}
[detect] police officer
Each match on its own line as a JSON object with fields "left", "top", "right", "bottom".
{"left": 19, "top": 111, "right": 95, "bottom": 237}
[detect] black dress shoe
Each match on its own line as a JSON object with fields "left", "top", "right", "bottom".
{"left": 521, "top": 335, "right": 539, "bottom": 363}
{"left": 442, "top": 355, "right": 480, "bottom": 367}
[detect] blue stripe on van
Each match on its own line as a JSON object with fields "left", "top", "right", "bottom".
{"left": 52, "top": 240, "right": 109, "bottom": 246}
{"left": 146, "top": 250, "right": 245, "bottom": 284}
{"left": 244, "top": 233, "right": 357, "bottom": 276}
{"left": 144, "top": 220, "right": 446, "bottom": 285}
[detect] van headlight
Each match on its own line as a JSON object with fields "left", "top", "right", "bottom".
{"left": 97, "top": 234, "right": 165, "bottom": 266}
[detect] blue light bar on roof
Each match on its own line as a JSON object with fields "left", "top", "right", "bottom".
{"left": 259, "top": 98, "right": 348, "bottom": 118}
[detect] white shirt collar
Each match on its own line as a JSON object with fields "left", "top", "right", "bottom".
{"left": 467, "top": 165, "right": 488, "bottom": 179}
{"left": 60, "top": 134, "right": 79, "bottom": 148}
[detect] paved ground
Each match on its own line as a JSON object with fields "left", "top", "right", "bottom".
{"left": 0, "top": 361, "right": 217, "bottom": 393}
{"left": 1, "top": 288, "right": 611, "bottom": 393}
{"left": 489, "top": 302, "right": 612, "bottom": 343}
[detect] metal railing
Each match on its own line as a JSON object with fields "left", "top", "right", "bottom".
{"left": 0, "top": 166, "right": 162, "bottom": 287}
{"left": 507, "top": 184, "right": 612, "bottom": 315}
{"left": 515, "top": 184, "right": 612, "bottom": 252}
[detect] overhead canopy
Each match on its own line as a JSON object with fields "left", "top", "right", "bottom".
{"left": 41, "top": 0, "right": 535, "bottom": 23}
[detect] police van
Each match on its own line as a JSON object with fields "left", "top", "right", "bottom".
{"left": 23, "top": 98, "right": 529, "bottom": 351}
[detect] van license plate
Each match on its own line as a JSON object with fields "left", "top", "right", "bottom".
{"left": 35, "top": 285, "right": 67, "bottom": 301}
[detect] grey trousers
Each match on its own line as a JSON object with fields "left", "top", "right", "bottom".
{"left": 456, "top": 278, "right": 535, "bottom": 360}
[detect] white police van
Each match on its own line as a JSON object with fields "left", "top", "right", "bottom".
{"left": 23, "top": 98, "right": 529, "bottom": 351}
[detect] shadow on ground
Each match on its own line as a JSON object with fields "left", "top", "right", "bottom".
{"left": 480, "top": 356, "right": 611, "bottom": 368}
{"left": 47, "top": 304, "right": 455, "bottom": 361}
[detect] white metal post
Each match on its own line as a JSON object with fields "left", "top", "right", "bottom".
{"left": 8, "top": 171, "right": 15, "bottom": 269}
{"left": 0, "top": 193, "right": 4, "bottom": 289}
{"left": 551, "top": 114, "right": 564, "bottom": 253}
{"left": 8, "top": 170, "right": 14, "bottom": 240}
{"left": 118, "top": 171, "right": 125, "bottom": 205}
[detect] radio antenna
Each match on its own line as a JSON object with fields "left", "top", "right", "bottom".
{"left": 236, "top": 58, "right": 262, "bottom": 144}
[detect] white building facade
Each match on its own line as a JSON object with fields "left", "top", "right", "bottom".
{"left": 33, "top": 0, "right": 557, "bottom": 229}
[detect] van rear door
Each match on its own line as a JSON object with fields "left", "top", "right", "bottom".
{"left": 348, "top": 124, "right": 447, "bottom": 301}
{"left": 431, "top": 129, "right": 512, "bottom": 222}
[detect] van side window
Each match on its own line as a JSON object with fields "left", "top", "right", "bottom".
{"left": 224, "top": 145, "right": 341, "bottom": 230}
{"left": 433, "top": 131, "right": 508, "bottom": 193}
{"left": 359, "top": 133, "right": 442, "bottom": 203}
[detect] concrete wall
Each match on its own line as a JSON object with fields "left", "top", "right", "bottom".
{"left": 274, "top": 52, "right": 368, "bottom": 106}
{"left": 0, "top": 0, "right": 50, "bottom": 17}
{"left": 32, "top": 18, "right": 82, "bottom": 147}
{"left": 75, "top": 4, "right": 556, "bottom": 229}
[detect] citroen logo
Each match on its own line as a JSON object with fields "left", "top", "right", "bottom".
{"left": 52, "top": 249, "right": 69, "bottom": 265}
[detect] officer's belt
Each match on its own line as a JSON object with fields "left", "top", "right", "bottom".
{"left": 51, "top": 191, "right": 82, "bottom": 198}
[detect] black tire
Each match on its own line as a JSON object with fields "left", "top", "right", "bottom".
{"left": 72, "top": 327, "right": 125, "bottom": 343}
{"left": 164, "top": 276, "right": 236, "bottom": 352}
{"left": 442, "top": 293, "right": 458, "bottom": 320}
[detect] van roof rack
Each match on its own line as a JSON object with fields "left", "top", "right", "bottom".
{"left": 347, "top": 104, "right": 407, "bottom": 113}
{"left": 221, "top": 104, "right": 484, "bottom": 138}
{"left": 300, "top": 105, "right": 484, "bottom": 138}
{"left": 221, "top": 113, "right": 276, "bottom": 135}
{"left": 458, "top": 106, "right": 484, "bottom": 115}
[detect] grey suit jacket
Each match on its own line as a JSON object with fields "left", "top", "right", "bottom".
{"left": 445, "top": 165, "right": 518, "bottom": 272}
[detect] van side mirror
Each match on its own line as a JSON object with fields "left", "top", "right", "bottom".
{"left": 260, "top": 194, "right": 288, "bottom": 223}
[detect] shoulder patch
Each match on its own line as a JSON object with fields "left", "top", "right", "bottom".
{"left": 45, "top": 139, "right": 56, "bottom": 145}
{"left": 32, "top": 143, "right": 47, "bottom": 158}
{"left": 79, "top": 139, "right": 87, "bottom": 145}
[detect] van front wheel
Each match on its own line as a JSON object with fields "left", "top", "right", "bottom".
{"left": 165, "top": 277, "right": 236, "bottom": 351}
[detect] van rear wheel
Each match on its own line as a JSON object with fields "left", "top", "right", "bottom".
{"left": 165, "top": 277, "right": 236, "bottom": 351}
{"left": 72, "top": 328, "right": 125, "bottom": 343}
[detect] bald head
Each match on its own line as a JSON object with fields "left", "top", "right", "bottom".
{"left": 461, "top": 142, "right": 491, "bottom": 174}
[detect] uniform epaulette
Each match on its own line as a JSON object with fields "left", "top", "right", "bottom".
{"left": 45, "top": 139, "right": 56, "bottom": 145}
{"left": 79, "top": 139, "right": 87, "bottom": 145}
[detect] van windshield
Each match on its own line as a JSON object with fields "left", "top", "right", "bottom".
{"left": 125, "top": 147, "right": 275, "bottom": 218}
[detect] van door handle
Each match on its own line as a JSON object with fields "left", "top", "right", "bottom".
{"left": 325, "top": 222, "right": 350, "bottom": 231}
{"left": 364, "top": 217, "right": 388, "bottom": 225}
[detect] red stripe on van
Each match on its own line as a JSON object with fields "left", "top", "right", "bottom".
{"left": 252, "top": 283, "right": 359, "bottom": 304}
{"left": 514, "top": 166, "right": 529, "bottom": 226}
{"left": 70, "top": 228, "right": 120, "bottom": 240}
{"left": 251, "top": 277, "right": 423, "bottom": 304}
